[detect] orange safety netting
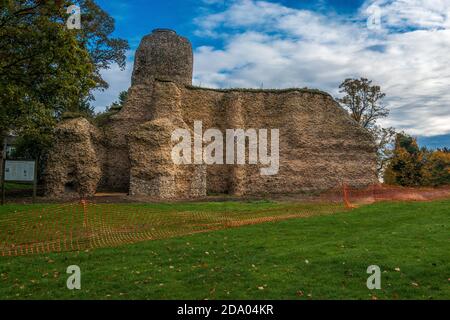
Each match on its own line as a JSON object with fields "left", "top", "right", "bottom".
{"left": 342, "top": 184, "right": 450, "bottom": 206}
{"left": 0, "top": 201, "right": 344, "bottom": 257}
{"left": 1, "top": 184, "right": 449, "bottom": 257}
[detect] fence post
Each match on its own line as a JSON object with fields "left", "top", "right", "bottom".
{"left": 343, "top": 183, "right": 355, "bottom": 209}
{"left": 1, "top": 138, "right": 6, "bottom": 205}
{"left": 81, "top": 199, "right": 88, "bottom": 228}
{"left": 1, "top": 158, "right": 5, "bottom": 206}
{"left": 32, "top": 159, "right": 38, "bottom": 203}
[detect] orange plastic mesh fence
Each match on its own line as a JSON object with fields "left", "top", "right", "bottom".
{"left": 0, "top": 201, "right": 345, "bottom": 257}
{"left": 1, "top": 184, "right": 449, "bottom": 257}
{"left": 342, "top": 184, "right": 450, "bottom": 205}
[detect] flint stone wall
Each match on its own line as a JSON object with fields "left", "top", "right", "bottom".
{"left": 44, "top": 118, "right": 103, "bottom": 198}
{"left": 132, "top": 29, "right": 193, "bottom": 86}
{"left": 127, "top": 118, "right": 206, "bottom": 199}
{"left": 44, "top": 29, "right": 377, "bottom": 200}
{"left": 138, "top": 81, "right": 378, "bottom": 197}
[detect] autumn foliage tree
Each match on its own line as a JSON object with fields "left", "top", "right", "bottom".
{"left": 420, "top": 150, "right": 450, "bottom": 187}
{"left": 384, "top": 133, "right": 450, "bottom": 187}
{"left": 384, "top": 134, "right": 423, "bottom": 186}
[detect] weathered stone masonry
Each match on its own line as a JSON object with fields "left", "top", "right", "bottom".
{"left": 44, "top": 29, "right": 378, "bottom": 199}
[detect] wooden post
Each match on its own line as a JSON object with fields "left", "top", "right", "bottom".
{"left": 1, "top": 138, "right": 5, "bottom": 206}
{"left": 81, "top": 199, "right": 88, "bottom": 228}
{"left": 32, "top": 159, "right": 38, "bottom": 203}
{"left": 1, "top": 158, "right": 5, "bottom": 206}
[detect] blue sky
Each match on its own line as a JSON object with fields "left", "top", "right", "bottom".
{"left": 93, "top": 0, "right": 450, "bottom": 148}
{"left": 95, "top": 0, "right": 366, "bottom": 49}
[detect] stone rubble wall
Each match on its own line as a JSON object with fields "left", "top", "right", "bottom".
{"left": 97, "top": 84, "right": 155, "bottom": 192}
{"left": 132, "top": 29, "right": 193, "bottom": 86}
{"left": 44, "top": 118, "right": 103, "bottom": 198}
{"left": 174, "top": 82, "right": 378, "bottom": 196}
{"left": 44, "top": 29, "right": 377, "bottom": 200}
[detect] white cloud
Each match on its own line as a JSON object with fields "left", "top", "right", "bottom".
{"left": 92, "top": 52, "right": 133, "bottom": 112}
{"left": 193, "top": 0, "right": 450, "bottom": 137}
{"left": 93, "top": 0, "right": 450, "bottom": 137}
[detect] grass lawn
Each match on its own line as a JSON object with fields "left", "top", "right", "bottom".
{"left": 0, "top": 199, "right": 449, "bottom": 300}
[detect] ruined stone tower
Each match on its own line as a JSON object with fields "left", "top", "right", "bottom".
{"left": 132, "top": 29, "right": 193, "bottom": 86}
{"left": 44, "top": 29, "right": 378, "bottom": 200}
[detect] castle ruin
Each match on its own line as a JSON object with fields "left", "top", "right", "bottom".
{"left": 44, "top": 29, "right": 377, "bottom": 199}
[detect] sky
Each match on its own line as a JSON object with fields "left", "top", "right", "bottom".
{"left": 93, "top": 0, "right": 450, "bottom": 148}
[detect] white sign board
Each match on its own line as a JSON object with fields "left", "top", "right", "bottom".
{"left": 4, "top": 160, "right": 35, "bottom": 182}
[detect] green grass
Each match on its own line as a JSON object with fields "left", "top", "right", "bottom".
{"left": 185, "top": 83, "right": 331, "bottom": 96}
{"left": 0, "top": 199, "right": 449, "bottom": 300}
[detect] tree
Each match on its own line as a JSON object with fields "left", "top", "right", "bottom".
{"left": 338, "top": 78, "right": 394, "bottom": 178}
{"left": 384, "top": 134, "right": 450, "bottom": 187}
{"left": 72, "top": 0, "right": 129, "bottom": 90}
{"left": 105, "top": 90, "right": 128, "bottom": 112}
{"left": 94, "top": 90, "right": 128, "bottom": 127}
{"left": 371, "top": 126, "right": 396, "bottom": 177}
{"left": 0, "top": 0, "right": 128, "bottom": 159}
{"left": 384, "top": 133, "right": 423, "bottom": 186}
{"left": 1, "top": 0, "right": 129, "bottom": 92}
{"left": 420, "top": 150, "right": 450, "bottom": 187}
{"left": 338, "top": 78, "right": 388, "bottom": 129}
{"left": 1, "top": 1, "right": 97, "bottom": 157}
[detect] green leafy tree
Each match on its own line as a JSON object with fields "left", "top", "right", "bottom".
{"left": 1, "top": 0, "right": 96, "bottom": 158}
{"left": 0, "top": 0, "right": 128, "bottom": 160}
{"left": 94, "top": 90, "right": 128, "bottom": 127}
{"left": 106, "top": 90, "right": 128, "bottom": 112}
{"left": 73, "top": 0, "right": 129, "bottom": 90}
